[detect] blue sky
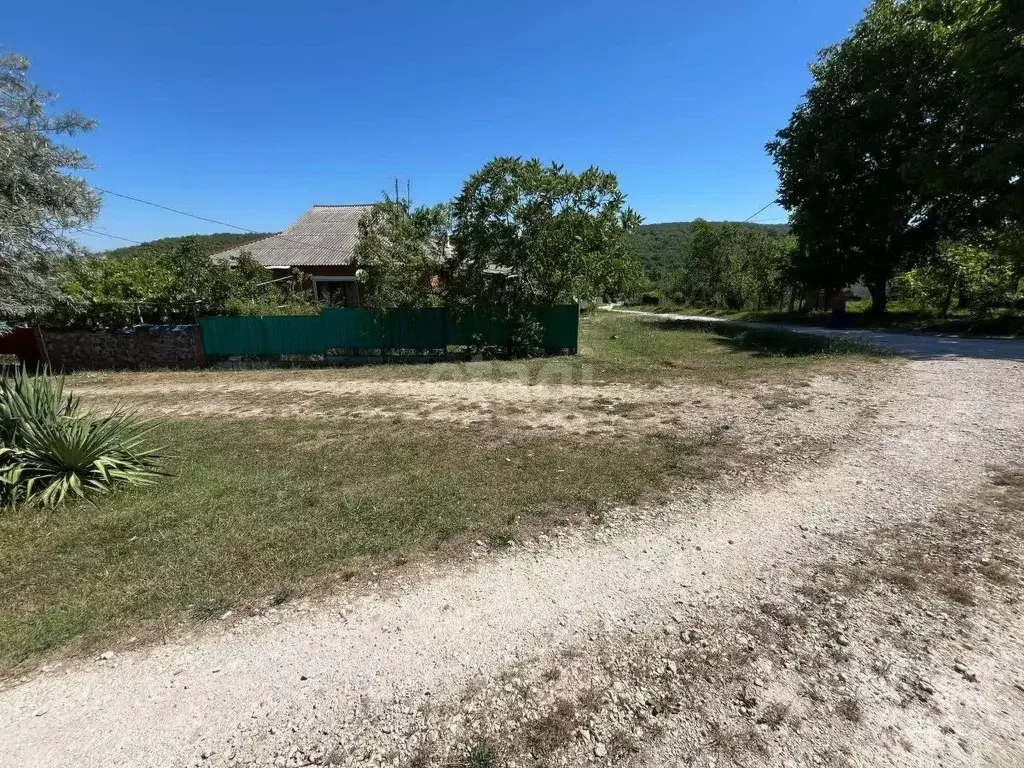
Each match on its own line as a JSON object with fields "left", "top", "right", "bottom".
{"left": 6, "top": 0, "right": 868, "bottom": 250}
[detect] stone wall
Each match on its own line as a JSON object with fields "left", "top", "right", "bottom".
{"left": 40, "top": 325, "right": 204, "bottom": 371}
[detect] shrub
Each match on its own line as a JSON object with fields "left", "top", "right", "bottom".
{"left": 49, "top": 243, "right": 316, "bottom": 329}
{"left": 0, "top": 367, "right": 165, "bottom": 508}
{"left": 639, "top": 289, "right": 661, "bottom": 306}
{"left": 894, "top": 242, "right": 1020, "bottom": 317}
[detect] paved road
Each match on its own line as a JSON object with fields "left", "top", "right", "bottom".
{"left": 613, "top": 308, "right": 1024, "bottom": 362}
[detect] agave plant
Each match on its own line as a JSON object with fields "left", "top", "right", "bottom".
{"left": 0, "top": 367, "right": 165, "bottom": 508}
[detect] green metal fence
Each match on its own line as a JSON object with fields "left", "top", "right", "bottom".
{"left": 198, "top": 305, "right": 579, "bottom": 358}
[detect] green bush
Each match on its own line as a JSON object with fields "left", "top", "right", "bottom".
{"left": 893, "top": 241, "right": 1023, "bottom": 317}
{"left": 48, "top": 239, "right": 317, "bottom": 329}
{"left": 639, "top": 289, "right": 661, "bottom": 306}
{"left": 0, "top": 367, "right": 165, "bottom": 508}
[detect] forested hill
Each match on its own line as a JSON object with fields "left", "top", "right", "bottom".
{"left": 98, "top": 232, "right": 275, "bottom": 259}
{"left": 97, "top": 223, "right": 790, "bottom": 283}
{"left": 631, "top": 221, "right": 789, "bottom": 281}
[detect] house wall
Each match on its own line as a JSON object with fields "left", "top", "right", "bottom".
{"left": 40, "top": 326, "right": 204, "bottom": 371}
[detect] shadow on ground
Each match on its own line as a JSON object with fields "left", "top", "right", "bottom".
{"left": 646, "top": 318, "right": 876, "bottom": 358}
{"left": 636, "top": 313, "right": 1024, "bottom": 363}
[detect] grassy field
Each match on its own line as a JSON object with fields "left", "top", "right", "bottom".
{"left": 645, "top": 300, "right": 1024, "bottom": 338}
{"left": 0, "top": 312, "right": 884, "bottom": 671}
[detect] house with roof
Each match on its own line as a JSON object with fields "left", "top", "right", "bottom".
{"left": 212, "top": 204, "right": 373, "bottom": 306}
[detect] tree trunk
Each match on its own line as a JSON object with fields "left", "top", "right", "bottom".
{"left": 939, "top": 280, "right": 956, "bottom": 318}
{"left": 867, "top": 281, "right": 888, "bottom": 315}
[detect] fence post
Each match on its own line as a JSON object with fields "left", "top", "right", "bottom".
{"left": 572, "top": 303, "right": 580, "bottom": 355}
{"left": 34, "top": 326, "right": 52, "bottom": 370}
{"left": 193, "top": 323, "right": 207, "bottom": 368}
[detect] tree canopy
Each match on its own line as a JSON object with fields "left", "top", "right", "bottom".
{"left": 353, "top": 194, "right": 451, "bottom": 310}
{"left": 769, "top": 0, "right": 1024, "bottom": 312}
{"left": 662, "top": 221, "right": 797, "bottom": 311}
{"left": 630, "top": 221, "right": 789, "bottom": 284}
{"left": 447, "top": 157, "right": 646, "bottom": 312}
{"left": 0, "top": 52, "right": 100, "bottom": 323}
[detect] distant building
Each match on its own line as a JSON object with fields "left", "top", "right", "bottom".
{"left": 212, "top": 204, "right": 373, "bottom": 306}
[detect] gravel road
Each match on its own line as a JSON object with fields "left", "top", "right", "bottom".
{"left": 1, "top": 326, "right": 1022, "bottom": 767}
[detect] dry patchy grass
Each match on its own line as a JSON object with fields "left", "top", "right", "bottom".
{"left": 1, "top": 313, "right": 887, "bottom": 672}
{"left": 0, "top": 417, "right": 717, "bottom": 671}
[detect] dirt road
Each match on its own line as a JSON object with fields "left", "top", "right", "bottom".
{"left": 1, "top": 330, "right": 1023, "bottom": 768}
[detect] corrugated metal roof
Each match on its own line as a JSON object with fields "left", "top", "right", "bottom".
{"left": 211, "top": 204, "right": 374, "bottom": 267}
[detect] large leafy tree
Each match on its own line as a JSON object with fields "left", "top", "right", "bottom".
{"left": 768, "top": 0, "right": 1023, "bottom": 313}
{"left": 769, "top": 1, "right": 950, "bottom": 312}
{"left": 447, "top": 157, "right": 646, "bottom": 313}
{"left": 895, "top": 240, "right": 1022, "bottom": 317}
{"left": 354, "top": 194, "right": 452, "bottom": 310}
{"left": 912, "top": 0, "right": 1024, "bottom": 226}
{"left": 0, "top": 52, "right": 100, "bottom": 323}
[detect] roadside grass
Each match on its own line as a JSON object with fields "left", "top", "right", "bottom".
{"left": 647, "top": 300, "right": 1024, "bottom": 338}
{"left": 0, "top": 417, "right": 713, "bottom": 671}
{"left": 579, "top": 314, "right": 881, "bottom": 386}
{"left": 644, "top": 317, "right": 878, "bottom": 357}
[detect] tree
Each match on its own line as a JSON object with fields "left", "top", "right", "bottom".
{"left": 908, "top": 0, "right": 1024, "bottom": 227}
{"left": 448, "top": 157, "right": 646, "bottom": 314}
{"left": 667, "top": 220, "right": 737, "bottom": 308}
{"left": 161, "top": 236, "right": 233, "bottom": 311}
{"left": 895, "top": 239, "right": 1023, "bottom": 317}
{"left": 768, "top": 1, "right": 953, "bottom": 313}
{"left": 730, "top": 229, "right": 797, "bottom": 311}
{"left": 663, "top": 222, "right": 794, "bottom": 311}
{"left": 353, "top": 194, "right": 451, "bottom": 310}
{"left": 769, "top": 0, "right": 1024, "bottom": 314}
{"left": 0, "top": 52, "right": 100, "bottom": 324}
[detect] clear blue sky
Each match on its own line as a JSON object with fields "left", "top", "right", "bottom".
{"left": 7, "top": 0, "right": 868, "bottom": 250}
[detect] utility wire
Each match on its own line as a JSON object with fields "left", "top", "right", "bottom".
{"left": 90, "top": 186, "right": 361, "bottom": 249}
{"left": 76, "top": 227, "right": 144, "bottom": 245}
{"left": 91, "top": 187, "right": 259, "bottom": 233}
{"left": 742, "top": 200, "right": 781, "bottom": 223}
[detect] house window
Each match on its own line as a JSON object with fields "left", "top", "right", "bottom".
{"left": 312, "top": 277, "right": 361, "bottom": 307}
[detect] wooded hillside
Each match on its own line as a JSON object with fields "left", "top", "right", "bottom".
{"left": 99, "top": 232, "right": 274, "bottom": 260}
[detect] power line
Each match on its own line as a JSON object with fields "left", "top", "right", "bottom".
{"left": 5, "top": 184, "right": 352, "bottom": 254}
{"left": 92, "top": 187, "right": 259, "bottom": 233}
{"left": 90, "top": 186, "right": 361, "bottom": 250}
{"left": 76, "top": 227, "right": 143, "bottom": 245}
{"left": 742, "top": 200, "right": 781, "bottom": 223}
